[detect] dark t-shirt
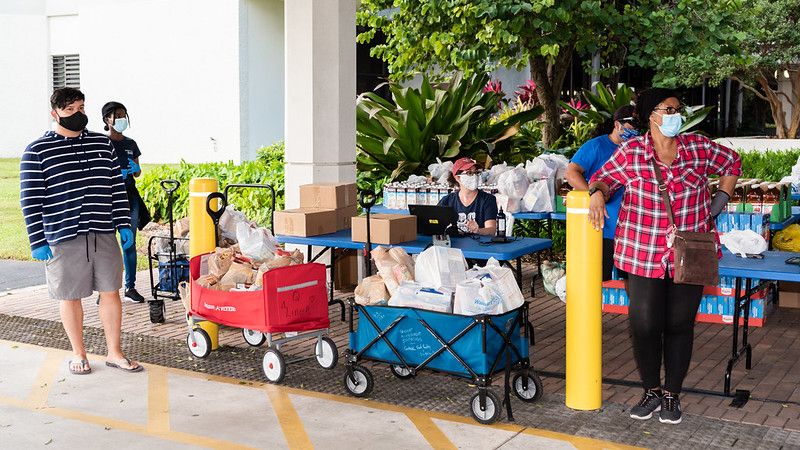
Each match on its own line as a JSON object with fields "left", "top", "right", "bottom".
{"left": 438, "top": 190, "right": 498, "bottom": 233}
{"left": 110, "top": 137, "right": 141, "bottom": 190}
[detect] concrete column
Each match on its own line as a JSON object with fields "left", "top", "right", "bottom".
{"left": 284, "top": 0, "right": 357, "bottom": 209}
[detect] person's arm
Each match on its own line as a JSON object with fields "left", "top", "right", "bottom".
{"left": 565, "top": 162, "right": 589, "bottom": 191}
{"left": 132, "top": 141, "right": 142, "bottom": 177}
{"left": 704, "top": 138, "right": 741, "bottom": 216}
{"left": 587, "top": 145, "right": 629, "bottom": 230}
{"left": 19, "top": 148, "right": 48, "bottom": 251}
{"left": 132, "top": 157, "right": 141, "bottom": 177}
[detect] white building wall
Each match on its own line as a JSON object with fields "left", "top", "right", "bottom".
{"left": 0, "top": 1, "right": 50, "bottom": 157}
{"left": 2, "top": 0, "right": 286, "bottom": 163}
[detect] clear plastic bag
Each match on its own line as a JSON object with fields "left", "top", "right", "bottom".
{"left": 521, "top": 179, "right": 554, "bottom": 212}
{"left": 236, "top": 222, "right": 277, "bottom": 265}
{"left": 219, "top": 205, "right": 249, "bottom": 241}
{"left": 388, "top": 281, "right": 453, "bottom": 313}
{"left": 414, "top": 246, "right": 467, "bottom": 291}
{"left": 720, "top": 229, "right": 767, "bottom": 257}
{"left": 497, "top": 166, "right": 530, "bottom": 200}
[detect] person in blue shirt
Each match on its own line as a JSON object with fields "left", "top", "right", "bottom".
{"left": 565, "top": 105, "right": 639, "bottom": 280}
{"left": 438, "top": 157, "right": 498, "bottom": 235}
{"left": 102, "top": 102, "right": 147, "bottom": 303}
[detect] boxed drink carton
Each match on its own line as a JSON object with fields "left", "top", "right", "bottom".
{"left": 273, "top": 208, "right": 337, "bottom": 237}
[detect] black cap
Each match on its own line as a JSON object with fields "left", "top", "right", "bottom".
{"left": 101, "top": 101, "right": 126, "bottom": 120}
{"left": 613, "top": 105, "right": 637, "bottom": 125}
{"left": 635, "top": 88, "right": 678, "bottom": 128}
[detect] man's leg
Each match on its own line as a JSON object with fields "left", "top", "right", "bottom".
{"left": 98, "top": 291, "right": 125, "bottom": 360}
{"left": 60, "top": 299, "right": 90, "bottom": 373}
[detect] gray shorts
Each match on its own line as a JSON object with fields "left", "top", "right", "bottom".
{"left": 45, "top": 232, "right": 123, "bottom": 300}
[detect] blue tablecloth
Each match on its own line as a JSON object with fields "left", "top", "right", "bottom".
{"left": 276, "top": 231, "right": 552, "bottom": 261}
{"left": 719, "top": 250, "right": 800, "bottom": 282}
{"left": 551, "top": 212, "right": 566, "bottom": 221}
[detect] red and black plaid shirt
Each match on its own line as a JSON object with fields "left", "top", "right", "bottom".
{"left": 590, "top": 133, "right": 741, "bottom": 279}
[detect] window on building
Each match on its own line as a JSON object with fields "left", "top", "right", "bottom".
{"left": 52, "top": 54, "right": 80, "bottom": 89}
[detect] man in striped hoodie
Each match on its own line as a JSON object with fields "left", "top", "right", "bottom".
{"left": 20, "top": 87, "right": 142, "bottom": 375}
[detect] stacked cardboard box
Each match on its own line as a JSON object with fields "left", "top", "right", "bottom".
{"left": 351, "top": 214, "right": 417, "bottom": 245}
{"left": 778, "top": 281, "right": 800, "bottom": 309}
{"left": 274, "top": 183, "right": 358, "bottom": 237}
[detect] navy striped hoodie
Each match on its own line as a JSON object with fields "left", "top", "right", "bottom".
{"left": 20, "top": 130, "right": 131, "bottom": 250}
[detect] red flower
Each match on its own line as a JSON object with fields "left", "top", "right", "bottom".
{"left": 514, "top": 80, "right": 538, "bottom": 105}
{"left": 483, "top": 79, "right": 504, "bottom": 97}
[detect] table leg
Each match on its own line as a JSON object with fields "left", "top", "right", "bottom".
{"left": 725, "top": 276, "right": 742, "bottom": 396}
{"left": 743, "top": 278, "right": 752, "bottom": 370}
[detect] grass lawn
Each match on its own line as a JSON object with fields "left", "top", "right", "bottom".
{"left": 0, "top": 158, "right": 170, "bottom": 271}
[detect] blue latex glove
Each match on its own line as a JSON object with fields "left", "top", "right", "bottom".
{"left": 120, "top": 168, "right": 132, "bottom": 180}
{"left": 119, "top": 227, "right": 134, "bottom": 250}
{"left": 127, "top": 158, "right": 141, "bottom": 175}
{"left": 32, "top": 245, "right": 53, "bottom": 261}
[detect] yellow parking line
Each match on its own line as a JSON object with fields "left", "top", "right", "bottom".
{"left": 405, "top": 411, "right": 457, "bottom": 450}
{"left": 147, "top": 366, "right": 171, "bottom": 433}
{"left": 265, "top": 385, "right": 314, "bottom": 450}
{"left": 26, "top": 349, "right": 63, "bottom": 408}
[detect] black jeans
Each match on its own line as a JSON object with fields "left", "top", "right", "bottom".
{"left": 626, "top": 273, "right": 704, "bottom": 393}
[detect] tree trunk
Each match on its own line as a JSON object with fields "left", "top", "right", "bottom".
{"left": 788, "top": 69, "right": 800, "bottom": 139}
{"left": 528, "top": 44, "right": 575, "bottom": 148}
{"left": 756, "top": 74, "right": 789, "bottom": 139}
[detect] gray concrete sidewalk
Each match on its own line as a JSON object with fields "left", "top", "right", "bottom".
{"left": 0, "top": 259, "right": 45, "bottom": 291}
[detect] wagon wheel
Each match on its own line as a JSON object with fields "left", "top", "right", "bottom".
{"left": 469, "top": 390, "right": 501, "bottom": 424}
{"left": 315, "top": 337, "right": 338, "bottom": 369}
{"left": 343, "top": 365, "right": 373, "bottom": 398}
{"left": 262, "top": 348, "right": 286, "bottom": 383}
{"left": 186, "top": 328, "right": 211, "bottom": 358}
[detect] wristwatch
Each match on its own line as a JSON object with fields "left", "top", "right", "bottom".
{"left": 588, "top": 186, "right": 603, "bottom": 197}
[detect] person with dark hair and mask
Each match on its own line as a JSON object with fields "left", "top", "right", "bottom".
{"left": 587, "top": 88, "right": 740, "bottom": 424}
{"left": 20, "top": 87, "right": 142, "bottom": 375}
{"left": 439, "top": 157, "right": 498, "bottom": 235}
{"left": 101, "top": 101, "right": 147, "bottom": 304}
{"left": 565, "top": 105, "right": 639, "bottom": 281}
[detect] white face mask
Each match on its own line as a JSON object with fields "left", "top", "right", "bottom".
{"left": 459, "top": 174, "right": 478, "bottom": 191}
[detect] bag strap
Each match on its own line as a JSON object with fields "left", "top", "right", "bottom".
{"left": 650, "top": 158, "right": 676, "bottom": 228}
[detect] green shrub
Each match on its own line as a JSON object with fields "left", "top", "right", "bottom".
{"left": 738, "top": 149, "right": 800, "bottom": 181}
{"left": 138, "top": 141, "right": 285, "bottom": 227}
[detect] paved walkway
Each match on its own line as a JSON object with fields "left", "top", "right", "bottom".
{"left": 0, "top": 340, "right": 634, "bottom": 449}
{"left": 0, "top": 259, "right": 45, "bottom": 291}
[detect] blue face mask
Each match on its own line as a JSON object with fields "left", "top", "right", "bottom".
{"left": 620, "top": 128, "right": 640, "bottom": 141}
{"left": 112, "top": 117, "right": 128, "bottom": 133}
{"left": 657, "top": 113, "right": 684, "bottom": 137}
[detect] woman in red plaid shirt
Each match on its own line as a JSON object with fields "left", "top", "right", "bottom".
{"left": 588, "top": 88, "right": 741, "bottom": 425}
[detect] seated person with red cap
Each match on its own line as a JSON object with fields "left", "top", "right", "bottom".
{"left": 437, "top": 157, "right": 497, "bottom": 236}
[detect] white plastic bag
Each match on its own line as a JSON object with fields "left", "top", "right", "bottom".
{"left": 235, "top": 222, "right": 277, "bottom": 264}
{"left": 388, "top": 281, "right": 454, "bottom": 313}
{"left": 414, "top": 246, "right": 467, "bottom": 291}
{"left": 720, "top": 229, "right": 767, "bottom": 257}
{"left": 496, "top": 194, "right": 521, "bottom": 213}
{"left": 454, "top": 279, "right": 505, "bottom": 315}
{"left": 525, "top": 158, "right": 554, "bottom": 181}
{"left": 538, "top": 154, "right": 569, "bottom": 180}
{"left": 461, "top": 258, "right": 525, "bottom": 313}
{"left": 219, "top": 205, "right": 249, "bottom": 241}
{"left": 428, "top": 158, "right": 454, "bottom": 185}
{"left": 541, "top": 261, "right": 566, "bottom": 297}
{"left": 487, "top": 163, "right": 511, "bottom": 184}
{"left": 521, "top": 179, "right": 554, "bottom": 212}
{"left": 555, "top": 276, "right": 567, "bottom": 303}
{"left": 407, "top": 175, "right": 428, "bottom": 184}
{"left": 497, "top": 167, "right": 530, "bottom": 200}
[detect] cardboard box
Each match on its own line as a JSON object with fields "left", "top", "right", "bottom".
{"left": 300, "top": 183, "right": 357, "bottom": 209}
{"left": 779, "top": 281, "right": 800, "bottom": 308}
{"left": 335, "top": 205, "right": 358, "bottom": 231}
{"left": 351, "top": 214, "right": 417, "bottom": 245}
{"left": 273, "top": 208, "right": 337, "bottom": 237}
{"left": 333, "top": 249, "right": 359, "bottom": 290}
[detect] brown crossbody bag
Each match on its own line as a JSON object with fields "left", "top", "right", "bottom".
{"left": 651, "top": 159, "right": 719, "bottom": 286}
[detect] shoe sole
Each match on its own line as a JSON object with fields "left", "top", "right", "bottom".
{"left": 124, "top": 296, "right": 145, "bottom": 303}
{"left": 630, "top": 406, "right": 661, "bottom": 420}
{"left": 659, "top": 416, "right": 682, "bottom": 424}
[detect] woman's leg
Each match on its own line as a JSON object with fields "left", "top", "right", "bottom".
{"left": 662, "top": 278, "right": 704, "bottom": 393}
{"left": 123, "top": 197, "right": 139, "bottom": 290}
{"left": 626, "top": 274, "right": 667, "bottom": 390}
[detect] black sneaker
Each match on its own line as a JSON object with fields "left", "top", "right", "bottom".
{"left": 629, "top": 389, "right": 662, "bottom": 420}
{"left": 659, "top": 393, "right": 682, "bottom": 424}
{"left": 124, "top": 288, "right": 145, "bottom": 303}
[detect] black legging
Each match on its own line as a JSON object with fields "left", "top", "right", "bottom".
{"left": 626, "top": 273, "right": 704, "bottom": 393}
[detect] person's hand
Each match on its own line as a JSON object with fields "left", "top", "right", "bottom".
{"left": 588, "top": 191, "right": 609, "bottom": 231}
{"left": 466, "top": 220, "right": 480, "bottom": 234}
{"left": 32, "top": 244, "right": 53, "bottom": 261}
{"left": 119, "top": 227, "right": 134, "bottom": 250}
{"left": 120, "top": 168, "right": 131, "bottom": 179}
{"left": 127, "top": 158, "right": 141, "bottom": 175}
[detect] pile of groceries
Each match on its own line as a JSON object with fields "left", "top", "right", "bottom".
{"left": 194, "top": 205, "right": 305, "bottom": 292}
{"left": 355, "top": 246, "right": 525, "bottom": 316}
{"left": 382, "top": 154, "right": 570, "bottom": 215}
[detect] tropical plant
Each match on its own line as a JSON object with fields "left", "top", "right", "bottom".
{"left": 738, "top": 149, "right": 800, "bottom": 181}
{"left": 138, "top": 142, "right": 285, "bottom": 226}
{"left": 356, "top": 72, "right": 541, "bottom": 184}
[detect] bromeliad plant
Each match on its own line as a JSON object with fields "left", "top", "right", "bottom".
{"left": 356, "top": 72, "right": 542, "bottom": 184}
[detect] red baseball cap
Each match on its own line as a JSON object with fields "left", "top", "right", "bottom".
{"left": 451, "top": 157, "right": 477, "bottom": 175}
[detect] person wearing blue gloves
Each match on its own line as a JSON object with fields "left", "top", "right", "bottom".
{"left": 20, "top": 88, "right": 142, "bottom": 375}
{"left": 102, "top": 101, "right": 148, "bottom": 303}
{"left": 565, "top": 105, "right": 639, "bottom": 281}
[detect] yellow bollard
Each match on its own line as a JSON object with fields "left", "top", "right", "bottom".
{"left": 189, "top": 177, "right": 220, "bottom": 349}
{"left": 189, "top": 178, "right": 219, "bottom": 258}
{"left": 197, "top": 320, "right": 220, "bottom": 350}
{"left": 565, "top": 190, "right": 603, "bottom": 410}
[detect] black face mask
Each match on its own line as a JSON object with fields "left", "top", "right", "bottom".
{"left": 57, "top": 111, "right": 88, "bottom": 132}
